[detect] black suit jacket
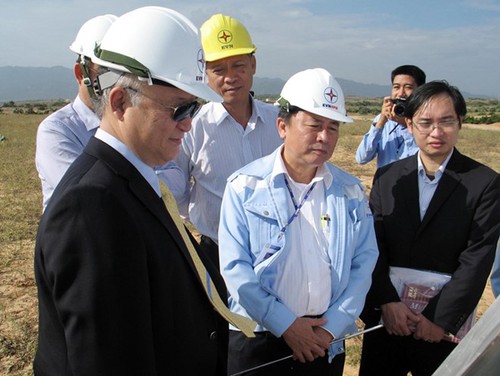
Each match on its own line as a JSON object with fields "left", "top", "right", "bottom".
{"left": 362, "top": 149, "right": 500, "bottom": 335}
{"left": 34, "top": 137, "right": 228, "bottom": 375}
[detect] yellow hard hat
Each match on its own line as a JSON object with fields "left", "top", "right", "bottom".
{"left": 200, "top": 14, "right": 256, "bottom": 62}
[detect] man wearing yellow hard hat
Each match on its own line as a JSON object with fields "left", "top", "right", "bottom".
{"left": 174, "top": 14, "right": 282, "bottom": 268}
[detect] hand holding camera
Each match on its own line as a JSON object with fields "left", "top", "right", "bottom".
{"left": 390, "top": 97, "right": 408, "bottom": 117}
{"left": 375, "top": 96, "right": 405, "bottom": 128}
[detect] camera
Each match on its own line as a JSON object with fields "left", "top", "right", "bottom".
{"left": 390, "top": 97, "right": 407, "bottom": 117}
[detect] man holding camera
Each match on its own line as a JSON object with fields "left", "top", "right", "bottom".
{"left": 356, "top": 65, "right": 426, "bottom": 168}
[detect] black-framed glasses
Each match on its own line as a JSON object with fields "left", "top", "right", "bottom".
{"left": 412, "top": 118, "right": 460, "bottom": 134}
{"left": 126, "top": 87, "right": 202, "bottom": 122}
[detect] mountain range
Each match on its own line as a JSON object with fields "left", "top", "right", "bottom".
{"left": 0, "top": 66, "right": 488, "bottom": 102}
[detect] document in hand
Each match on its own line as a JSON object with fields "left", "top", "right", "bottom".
{"left": 389, "top": 266, "right": 476, "bottom": 343}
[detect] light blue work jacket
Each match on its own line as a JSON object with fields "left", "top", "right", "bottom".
{"left": 219, "top": 147, "right": 379, "bottom": 360}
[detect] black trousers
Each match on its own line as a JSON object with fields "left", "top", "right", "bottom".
{"left": 228, "top": 330, "right": 345, "bottom": 376}
{"left": 359, "top": 322, "right": 457, "bottom": 376}
{"left": 201, "top": 235, "right": 220, "bottom": 271}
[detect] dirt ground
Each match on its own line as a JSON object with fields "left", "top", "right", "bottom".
{"left": 463, "top": 122, "right": 500, "bottom": 131}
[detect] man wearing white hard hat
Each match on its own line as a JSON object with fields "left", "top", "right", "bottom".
{"left": 35, "top": 13, "right": 184, "bottom": 211}
{"left": 35, "top": 14, "right": 117, "bottom": 211}
{"left": 33, "top": 7, "right": 250, "bottom": 375}
{"left": 218, "top": 68, "right": 378, "bottom": 375}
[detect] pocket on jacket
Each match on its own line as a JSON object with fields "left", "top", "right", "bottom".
{"left": 243, "top": 203, "right": 280, "bottom": 262}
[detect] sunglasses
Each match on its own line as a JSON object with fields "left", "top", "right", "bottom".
{"left": 126, "top": 87, "right": 202, "bottom": 122}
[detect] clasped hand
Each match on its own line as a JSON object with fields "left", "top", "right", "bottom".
{"left": 381, "top": 302, "right": 445, "bottom": 343}
{"left": 282, "top": 317, "right": 332, "bottom": 363}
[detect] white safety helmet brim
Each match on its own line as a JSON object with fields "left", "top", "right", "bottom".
{"left": 306, "top": 105, "right": 353, "bottom": 123}
{"left": 69, "top": 14, "right": 118, "bottom": 62}
{"left": 161, "top": 78, "right": 222, "bottom": 103}
{"left": 94, "top": 6, "right": 222, "bottom": 103}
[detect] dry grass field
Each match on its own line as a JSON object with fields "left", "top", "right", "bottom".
{"left": 0, "top": 104, "right": 498, "bottom": 375}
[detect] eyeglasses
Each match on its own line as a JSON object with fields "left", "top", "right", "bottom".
{"left": 412, "top": 118, "right": 460, "bottom": 134}
{"left": 126, "top": 87, "right": 201, "bottom": 122}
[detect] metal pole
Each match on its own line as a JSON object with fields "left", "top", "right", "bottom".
{"left": 229, "top": 324, "right": 384, "bottom": 376}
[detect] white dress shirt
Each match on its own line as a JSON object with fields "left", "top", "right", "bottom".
{"left": 272, "top": 154, "right": 333, "bottom": 317}
{"left": 175, "top": 97, "right": 282, "bottom": 241}
{"left": 36, "top": 95, "right": 99, "bottom": 210}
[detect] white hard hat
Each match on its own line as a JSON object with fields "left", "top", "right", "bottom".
{"left": 69, "top": 14, "right": 117, "bottom": 61}
{"left": 94, "top": 6, "right": 222, "bottom": 103}
{"left": 275, "top": 68, "right": 353, "bottom": 123}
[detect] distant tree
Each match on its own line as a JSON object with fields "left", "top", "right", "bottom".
{"left": 2, "top": 101, "right": 16, "bottom": 108}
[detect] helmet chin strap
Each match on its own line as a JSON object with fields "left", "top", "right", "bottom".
{"left": 79, "top": 57, "right": 97, "bottom": 99}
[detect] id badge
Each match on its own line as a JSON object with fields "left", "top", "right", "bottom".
{"left": 254, "top": 231, "right": 285, "bottom": 266}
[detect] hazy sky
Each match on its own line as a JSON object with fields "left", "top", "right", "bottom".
{"left": 1, "top": 0, "right": 499, "bottom": 97}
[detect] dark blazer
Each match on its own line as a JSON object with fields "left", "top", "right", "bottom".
{"left": 34, "top": 137, "right": 228, "bottom": 376}
{"left": 362, "top": 149, "right": 500, "bottom": 335}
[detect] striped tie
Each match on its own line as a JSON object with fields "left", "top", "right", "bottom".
{"left": 160, "top": 182, "right": 256, "bottom": 338}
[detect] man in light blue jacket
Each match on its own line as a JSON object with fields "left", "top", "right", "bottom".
{"left": 219, "top": 68, "right": 379, "bottom": 375}
{"left": 355, "top": 65, "right": 425, "bottom": 168}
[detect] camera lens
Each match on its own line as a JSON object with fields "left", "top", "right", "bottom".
{"left": 394, "top": 102, "right": 406, "bottom": 116}
{"left": 392, "top": 98, "right": 407, "bottom": 117}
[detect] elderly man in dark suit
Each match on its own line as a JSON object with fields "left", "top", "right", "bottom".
{"left": 33, "top": 7, "right": 241, "bottom": 375}
{"left": 359, "top": 80, "right": 500, "bottom": 375}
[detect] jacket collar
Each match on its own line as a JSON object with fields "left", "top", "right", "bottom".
{"left": 84, "top": 137, "right": 203, "bottom": 280}
{"left": 419, "top": 150, "right": 463, "bottom": 231}
{"left": 399, "top": 150, "right": 464, "bottom": 235}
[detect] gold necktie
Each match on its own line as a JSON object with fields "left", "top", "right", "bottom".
{"left": 160, "top": 182, "right": 256, "bottom": 338}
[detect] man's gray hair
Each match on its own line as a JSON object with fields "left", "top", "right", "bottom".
{"left": 93, "top": 73, "right": 143, "bottom": 119}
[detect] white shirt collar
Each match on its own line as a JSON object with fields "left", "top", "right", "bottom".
{"left": 211, "top": 94, "right": 262, "bottom": 127}
{"left": 417, "top": 148, "right": 454, "bottom": 182}
{"left": 94, "top": 128, "right": 161, "bottom": 197}
{"left": 270, "top": 144, "right": 333, "bottom": 188}
{"left": 74, "top": 95, "right": 100, "bottom": 132}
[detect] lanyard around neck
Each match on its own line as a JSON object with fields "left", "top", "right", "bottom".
{"left": 281, "top": 176, "right": 316, "bottom": 234}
